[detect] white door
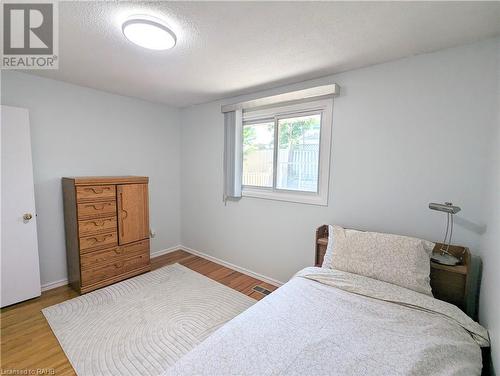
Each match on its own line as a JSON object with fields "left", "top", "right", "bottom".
{"left": 1, "top": 105, "right": 41, "bottom": 307}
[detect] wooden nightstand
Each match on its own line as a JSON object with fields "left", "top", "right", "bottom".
{"left": 429, "top": 244, "right": 471, "bottom": 313}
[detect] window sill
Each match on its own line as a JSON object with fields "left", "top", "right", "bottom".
{"left": 242, "top": 187, "right": 328, "bottom": 206}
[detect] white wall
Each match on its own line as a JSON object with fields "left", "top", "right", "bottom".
{"left": 1, "top": 71, "right": 181, "bottom": 287}
{"left": 180, "top": 39, "right": 497, "bottom": 282}
{"left": 477, "top": 38, "right": 500, "bottom": 373}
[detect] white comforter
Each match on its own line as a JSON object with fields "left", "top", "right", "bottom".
{"left": 165, "top": 267, "right": 489, "bottom": 376}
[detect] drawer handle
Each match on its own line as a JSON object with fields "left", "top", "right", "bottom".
{"left": 114, "top": 248, "right": 123, "bottom": 255}
{"left": 87, "top": 203, "right": 110, "bottom": 210}
{"left": 88, "top": 234, "right": 113, "bottom": 245}
{"left": 85, "top": 187, "right": 104, "bottom": 194}
{"left": 114, "top": 262, "right": 124, "bottom": 269}
{"left": 91, "top": 219, "right": 107, "bottom": 227}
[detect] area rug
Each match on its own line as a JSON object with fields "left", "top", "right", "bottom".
{"left": 42, "top": 263, "right": 255, "bottom": 376}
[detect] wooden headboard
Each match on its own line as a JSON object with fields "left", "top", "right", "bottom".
{"left": 314, "top": 225, "right": 482, "bottom": 321}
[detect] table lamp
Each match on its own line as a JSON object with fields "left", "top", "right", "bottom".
{"left": 429, "top": 202, "right": 461, "bottom": 266}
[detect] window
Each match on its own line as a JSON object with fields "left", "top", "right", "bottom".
{"left": 242, "top": 121, "right": 274, "bottom": 188}
{"left": 276, "top": 113, "right": 321, "bottom": 192}
{"left": 241, "top": 99, "right": 333, "bottom": 205}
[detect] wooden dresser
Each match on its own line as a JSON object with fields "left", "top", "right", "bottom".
{"left": 62, "top": 176, "right": 151, "bottom": 294}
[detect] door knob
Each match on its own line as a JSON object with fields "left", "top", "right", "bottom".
{"left": 23, "top": 213, "right": 33, "bottom": 221}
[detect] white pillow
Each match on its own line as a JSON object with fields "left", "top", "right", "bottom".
{"left": 323, "top": 225, "right": 434, "bottom": 295}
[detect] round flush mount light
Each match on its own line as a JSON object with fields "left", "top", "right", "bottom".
{"left": 122, "top": 16, "right": 176, "bottom": 50}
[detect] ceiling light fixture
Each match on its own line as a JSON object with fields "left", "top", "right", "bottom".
{"left": 122, "top": 15, "right": 176, "bottom": 50}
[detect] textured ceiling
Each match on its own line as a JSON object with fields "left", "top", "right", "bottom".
{"left": 27, "top": 1, "right": 500, "bottom": 107}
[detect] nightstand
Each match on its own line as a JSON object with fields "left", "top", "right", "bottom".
{"left": 430, "top": 243, "right": 471, "bottom": 313}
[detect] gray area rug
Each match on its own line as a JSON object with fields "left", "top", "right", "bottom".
{"left": 43, "top": 263, "right": 255, "bottom": 376}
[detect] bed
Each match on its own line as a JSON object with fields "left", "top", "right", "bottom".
{"left": 164, "top": 226, "right": 490, "bottom": 376}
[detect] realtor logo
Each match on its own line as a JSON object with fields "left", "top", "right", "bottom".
{"left": 2, "top": 1, "right": 59, "bottom": 69}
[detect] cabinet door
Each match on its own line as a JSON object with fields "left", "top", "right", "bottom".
{"left": 117, "top": 184, "right": 149, "bottom": 245}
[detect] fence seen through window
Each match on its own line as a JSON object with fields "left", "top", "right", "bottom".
{"left": 242, "top": 113, "right": 321, "bottom": 192}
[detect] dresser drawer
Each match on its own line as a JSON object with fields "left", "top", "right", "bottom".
{"left": 76, "top": 185, "right": 116, "bottom": 202}
{"left": 81, "top": 252, "right": 150, "bottom": 286}
{"left": 80, "top": 232, "right": 117, "bottom": 251}
{"left": 81, "top": 260, "right": 123, "bottom": 286}
{"left": 80, "top": 240, "right": 149, "bottom": 269}
{"left": 120, "top": 239, "right": 149, "bottom": 257}
{"left": 123, "top": 252, "right": 150, "bottom": 273}
{"left": 78, "top": 216, "right": 117, "bottom": 236}
{"left": 78, "top": 201, "right": 116, "bottom": 219}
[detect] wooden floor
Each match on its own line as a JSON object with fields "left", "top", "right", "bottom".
{"left": 0, "top": 250, "right": 277, "bottom": 375}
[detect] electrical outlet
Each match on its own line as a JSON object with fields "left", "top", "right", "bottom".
{"left": 149, "top": 228, "right": 156, "bottom": 238}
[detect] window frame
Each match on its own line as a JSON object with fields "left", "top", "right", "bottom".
{"left": 241, "top": 98, "right": 333, "bottom": 206}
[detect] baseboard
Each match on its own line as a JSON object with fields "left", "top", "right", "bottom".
{"left": 41, "top": 278, "right": 69, "bottom": 292}
{"left": 180, "top": 245, "right": 284, "bottom": 287}
{"left": 150, "top": 245, "right": 182, "bottom": 258}
{"left": 41, "top": 244, "right": 283, "bottom": 292}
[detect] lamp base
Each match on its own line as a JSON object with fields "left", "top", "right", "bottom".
{"left": 431, "top": 252, "right": 460, "bottom": 266}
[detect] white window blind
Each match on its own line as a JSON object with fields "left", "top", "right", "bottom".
{"left": 223, "top": 109, "right": 243, "bottom": 201}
